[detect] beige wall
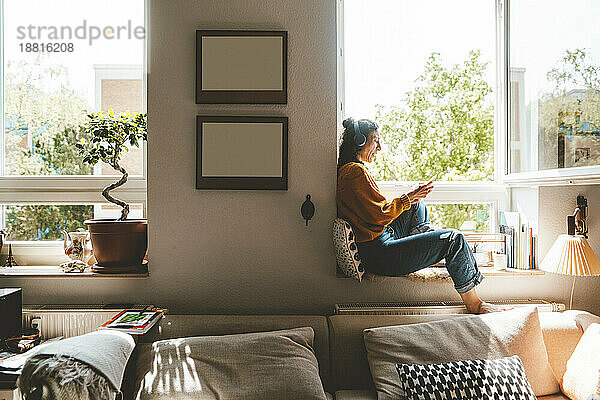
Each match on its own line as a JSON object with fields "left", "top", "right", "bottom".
{"left": 538, "top": 185, "right": 600, "bottom": 312}
{"left": 101, "top": 79, "right": 143, "bottom": 114}
{"left": 3, "top": 0, "right": 599, "bottom": 316}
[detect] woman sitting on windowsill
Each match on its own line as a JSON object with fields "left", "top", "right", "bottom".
{"left": 336, "top": 117, "right": 507, "bottom": 314}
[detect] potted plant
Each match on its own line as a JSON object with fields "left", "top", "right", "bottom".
{"left": 77, "top": 109, "right": 147, "bottom": 273}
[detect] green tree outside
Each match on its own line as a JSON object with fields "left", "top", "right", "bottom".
{"left": 4, "top": 57, "right": 93, "bottom": 240}
{"left": 372, "top": 50, "right": 494, "bottom": 231}
{"left": 5, "top": 205, "right": 93, "bottom": 241}
{"left": 427, "top": 204, "right": 490, "bottom": 233}
{"left": 372, "top": 50, "right": 494, "bottom": 182}
{"left": 4, "top": 57, "right": 92, "bottom": 175}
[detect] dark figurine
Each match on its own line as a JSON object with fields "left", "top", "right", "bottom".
{"left": 0, "top": 229, "right": 5, "bottom": 255}
{"left": 4, "top": 243, "right": 17, "bottom": 268}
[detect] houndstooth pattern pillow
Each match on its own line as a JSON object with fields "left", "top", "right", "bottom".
{"left": 333, "top": 218, "right": 364, "bottom": 281}
{"left": 396, "top": 355, "right": 536, "bottom": 400}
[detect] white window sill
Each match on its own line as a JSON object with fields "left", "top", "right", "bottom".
{"left": 377, "top": 181, "right": 507, "bottom": 203}
{"left": 337, "top": 266, "right": 544, "bottom": 279}
{"left": 0, "top": 265, "right": 149, "bottom": 278}
{"left": 504, "top": 166, "right": 600, "bottom": 186}
{"left": 1, "top": 241, "right": 75, "bottom": 267}
{"left": 477, "top": 266, "right": 544, "bottom": 276}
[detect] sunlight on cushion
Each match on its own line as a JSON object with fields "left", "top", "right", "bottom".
{"left": 134, "top": 327, "right": 327, "bottom": 400}
{"left": 138, "top": 340, "right": 203, "bottom": 397}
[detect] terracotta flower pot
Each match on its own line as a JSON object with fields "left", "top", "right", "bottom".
{"left": 84, "top": 219, "right": 147, "bottom": 273}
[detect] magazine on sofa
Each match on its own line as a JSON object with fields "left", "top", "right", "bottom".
{"left": 99, "top": 309, "right": 165, "bottom": 335}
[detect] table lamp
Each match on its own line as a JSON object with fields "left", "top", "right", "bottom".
{"left": 539, "top": 195, "right": 600, "bottom": 309}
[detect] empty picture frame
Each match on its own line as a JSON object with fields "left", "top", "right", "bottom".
{"left": 196, "top": 30, "right": 288, "bottom": 104}
{"left": 196, "top": 116, "right": 288, "bottom": 190}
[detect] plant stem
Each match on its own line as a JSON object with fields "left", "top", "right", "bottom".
{"left": 102, "top": 161, "right": 130, "bottom": 221}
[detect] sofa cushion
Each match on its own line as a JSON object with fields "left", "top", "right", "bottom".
{"left": 537, "top": 312, "right": 584, "bottom": 381}
{"left": 328, "top": 314, "right": 464, "bottom": 391}
{"left": 134, "top": 327, "right": 328, "bottom": 400}
{"left": 537, "top": 394, "right": 571, "bottom": 400}
{"left": 363, "top": 308, "right": 559, "bottom": 400}
{"left": 138, "top": 314, "right": 330, "bottom": 392}
{"left": 561, "top": 323, "right": 600, "bottom": 400}
{"left": 396, "top": 355, "right": 536, "bottom": 400}
{"left": 333, "top": 391, "right": 569, "bottom": 400}
{"left": 334, "top": 390, "right": 377, "bottom": 400}
{"left": 328, "top": 311, "right": 587, "bottom": 394}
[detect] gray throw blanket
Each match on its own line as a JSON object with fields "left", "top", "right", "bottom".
{"left": 18, "top": 330, "right": 135, "bottom": 400}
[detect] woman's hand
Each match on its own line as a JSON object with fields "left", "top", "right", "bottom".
{"left": 406, "top": 180, "right": 434, "bottom": 204}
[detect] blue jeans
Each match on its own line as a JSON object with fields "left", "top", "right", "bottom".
{"left": 357, "top": 202, "right": 483, "bottom": 294}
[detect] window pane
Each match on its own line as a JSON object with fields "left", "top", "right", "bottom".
{"left": 4, "top": 205, "right": 93, "bottom": 241}
{"left": 427, "top": 203, "right": 491, "bottom": 233}
{"left": 509, "top": 0, "right": 600, "bottom": 173}
{"left": 3, "top": 0, "right": 145, "bottom": 176}
{"left": 3, "top": 204, "right": 144, "bottom": 241}
{"left": 343, "top": 0, "right": 495, "bottom": 182}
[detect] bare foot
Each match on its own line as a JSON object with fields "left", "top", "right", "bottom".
{"left": 467, "top": 302, "right": 513, "bottom": 314}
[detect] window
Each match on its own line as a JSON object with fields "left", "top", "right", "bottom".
{"left": 0, "top": 0, "right": 146, "bottom": 265}
{"left": 507, "top": 0, "right": 600, "bottom": 182}
{"left": 428, "top": 203, "right": 492, "bottom": 233}
{"left": 339, "top": 0, "right": 600, "bottom": 232}
{"left": 339, "top": 0, "right": 505, "bottom": 232}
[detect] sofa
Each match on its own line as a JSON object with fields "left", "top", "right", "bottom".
{"left": 123, "top": 310, "right": 600, "bottom": 400}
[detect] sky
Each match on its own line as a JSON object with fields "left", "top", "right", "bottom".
{"left": 343, "top": 0, "right": 600, "bottom": 120}
{"left": 3, "top": 0, "right": 144, "bottom": 107}
{"left": 343, "top": 0, "right": 496, "bottom": 120}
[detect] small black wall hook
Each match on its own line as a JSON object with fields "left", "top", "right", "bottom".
{"left": 301, "top": 194, "right": 315, "bottom": 226}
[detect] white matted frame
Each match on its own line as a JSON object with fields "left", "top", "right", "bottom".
{"left": 195, "top": 30, "right": 288, "bottom": 104}
{"left": 196, "top": 116, "right": 288, "bottom": 190}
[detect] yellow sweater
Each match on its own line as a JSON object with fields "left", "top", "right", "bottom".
{"left": 336, "top": 162, "right": 411, "bottom": 243}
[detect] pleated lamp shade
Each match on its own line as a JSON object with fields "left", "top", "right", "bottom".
{"left": 539, "top": 234, "right": 600, "bottom": 276}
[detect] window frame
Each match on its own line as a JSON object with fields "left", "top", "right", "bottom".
{"left": 502, "top": 0, "right": 600, "bottom": 185}
{"left": 0, "top": 0, "right": 148, "bottom": 264}
{"left": 338, "top": 0, "right": 600, "bottom": 233}
{"left": 337, "top": 0, "right": 510, "bottom": 232}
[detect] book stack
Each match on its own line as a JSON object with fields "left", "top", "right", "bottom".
{"left": 499, "top": 211, "right": 536, "bottom": 270}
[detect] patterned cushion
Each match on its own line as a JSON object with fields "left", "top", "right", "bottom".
{"left": 333, "top": 218, "right": 364, "bottom": 281}
{"left": 396, "top": 355, "right": 536, "bottom": 400}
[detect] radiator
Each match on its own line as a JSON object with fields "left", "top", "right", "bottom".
{"left": 334, "top": 299, "right": 566, "bottom": 315}
{"left": 22, "top": 305, "right": 152, "bottom": 339}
